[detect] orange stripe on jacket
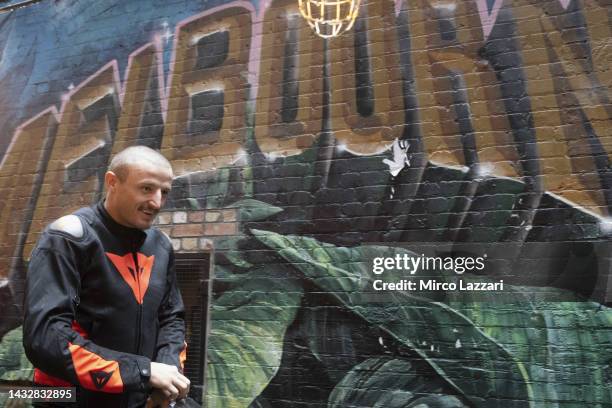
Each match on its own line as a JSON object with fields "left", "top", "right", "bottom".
{"left": 34, "top": 368, "right": 72, "bottom": 387}
{"left": 71, "top": 320, "right": 89, "bottom": 339}
{"left": 33, "top": 321, "right": 91, "bottom": 388}
{"left": 68, "top": 342, "right": 124, "bottom": 393}
{"left": 179, "top": 342, "right": 188, "bottom": 372}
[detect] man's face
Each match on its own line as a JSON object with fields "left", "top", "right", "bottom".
{"left": 105, "top": 163, "right": 173, "bottom": 229}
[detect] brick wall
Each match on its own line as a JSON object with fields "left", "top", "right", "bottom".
{"left": 155, "top": 208, "right": 238, "bottom": 251}
{"left": 0, "top": 0, "right": 611, "bottom": 407}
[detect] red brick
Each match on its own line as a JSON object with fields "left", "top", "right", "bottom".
{"left": 188, "top": 211, "right": 205, "bottom": 223}
{"left": 221, "top": 209, "right": 237, "bottom": 222}
{"left": 203, "top": 222, "right": 237, "bottom": 236}
{"left": 172, "top": 223, "right": 204, "bottom": 237}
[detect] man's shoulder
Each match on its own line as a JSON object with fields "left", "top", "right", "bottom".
{"left": 148, "top": 227, "right": 173, "bottom": 251}
{"left": 46, "top": 206, "right": 94, "bottom": 241}
{"left": 48, "top": 214, "right": 85, "bottom": 239}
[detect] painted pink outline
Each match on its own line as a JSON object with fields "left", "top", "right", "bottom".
{"left": 248, "top": 0, "right": 274, "bottom": 101}
{"left": 9, "top": 3, "right": 258, "bottom": 152}
{"left": 476, "top": 0, "right": 505, "bottom": 40}
{"left": 0, "top": 106, "right": 59, "bottom": 170}
{"left": 477, "top": 0, "right": 572, "bottom": 39}
{"left": 56, "top": 61, "right": 121, "bottom": 124}
{"left": 120, "top": 37, "right": 167, "bottom": 121}
{"left": 395, "top": 0, "right": 403, "bottom": 16}
{"left": 0, "top": 61, "right": 122, "bottom": 173}
{"left": 6, "top": 0, "right": 578, "bottom": 151}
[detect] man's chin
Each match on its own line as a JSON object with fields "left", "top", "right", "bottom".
{"left": 138, "top": 220, "right": 154, "bottom": 229}
{"left": 131, "top": 218, "right": 153, "bottom": 230}
{"left": 137, "top": 212, "right": 157, "bottom": 229}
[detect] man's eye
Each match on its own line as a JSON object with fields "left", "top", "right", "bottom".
{"left": 142, "top": 186, "right": 152, "bottom": 192}
{"left": 161, "top": 190, "right": 169, "bottom": 197}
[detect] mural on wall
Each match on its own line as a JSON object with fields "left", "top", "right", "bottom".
{"left": 0, "top": 0, "right": 611, "bottom": 407}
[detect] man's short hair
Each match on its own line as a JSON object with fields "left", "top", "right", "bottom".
{"left": 108, "top": 146, "right": 172, "bottom": 181}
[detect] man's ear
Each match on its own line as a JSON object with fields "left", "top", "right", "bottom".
{"left": 105, "top": 171, "right": 118, "bottom": 191}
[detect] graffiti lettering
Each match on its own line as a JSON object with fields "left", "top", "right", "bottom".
{"left": 1, "top": 0, "right": 611, "bottom": 265}
{"left": 511, "top": 0, "right": 612, "bottom": 213}
{"left": 329, "top": 0, "right": 405, "bottom": 154}
{"left": 114, "top": 42, "right": 166, "bottom": 152}
{"left": 0, "top": 109, "right": 57, "bottom": 276}
{"left": 162, "top": 4, "right": 253, "bottom": 174}
{"left": 25, "top": 64, "right": 120, "bottom": 257}
{"left": 254, "top": 0, "right": 325, "bottom": 156}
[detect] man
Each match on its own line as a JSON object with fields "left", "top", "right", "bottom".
{"left": 23, "top": 146, "right": 190, "bottom": 408}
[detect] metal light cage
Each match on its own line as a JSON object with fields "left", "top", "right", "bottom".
{"left": 298, "top": 0, "right": 361, "bottom": 38}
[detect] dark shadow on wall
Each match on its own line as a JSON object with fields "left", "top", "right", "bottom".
{"left": 253, "top": 288, "right": 470, "bottom": 407}
{"left": 245, "top": 152, "right": 610, "bottom": 305}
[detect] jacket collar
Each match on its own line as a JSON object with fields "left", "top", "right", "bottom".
{"left": 95, "top": 201, "right": 147, "bottom": 248}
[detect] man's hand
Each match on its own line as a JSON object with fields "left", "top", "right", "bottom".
{"left": 149, "top": 362, "right": 190, "bottom": 400}
{"left": 146, "top": 389, "right": 172, "bottom": 408}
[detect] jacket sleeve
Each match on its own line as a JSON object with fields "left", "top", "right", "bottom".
{"left": 23, "top": 230, "right": 151, "bottom": 394}
{"left": 153, "top": 248, "right": 187, "bottom": 372}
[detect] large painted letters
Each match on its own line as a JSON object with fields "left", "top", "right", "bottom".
{"left": 26, "top": 64, "right": 120, "bottom": 257}
{"left": 0, "top": 110, "right": 57, "bottom": 275}
{"left": 2, "top": 0, "right": 611, "bottom": 270}
{"left": 163, "top": 4, "right": 253, "bottom": 175}
{"left": 254, "top": 0, "right": 325, "bottom": 156}
{"left": 329, "top": 0, "right": 405, "bottom": 154}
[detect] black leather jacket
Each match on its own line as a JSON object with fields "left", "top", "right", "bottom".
{"left": 23, "top": 202, "right": 186, "bottom": 408}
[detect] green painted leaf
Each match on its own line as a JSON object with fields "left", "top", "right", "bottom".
{"left": 232, "top": 199, "right": 283, "bottom": 222}
{"left": 445, "top": 283, "right": 612, "bottom": 408}
{"left": 251, "top": 229, "right": 530, "bottom": 408}
{"left": 0, "top": 395, "right": 32, "bottom": 408}
{"left": 0, "top": 326, "right": 33, "bottom": 382}
{"left": 205, "top": 247, "right": 303, "bottom": 408}
{"left": 187, "top": 198, "right": 200, "bottom": 210}
{"left": 0, "top": 327, "right": 33, "bottom": 408}
{"left": 329, "top": 357, "right": 468, "bottom": 408}
{"left": 206, "top": 168, "right": 231, "bottom": 209}
{"left": 215, "top": 236, "right": 256, "bottom": 272}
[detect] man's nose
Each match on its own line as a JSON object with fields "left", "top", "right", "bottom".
{"left": 149, "top": 190, "right": 163, "bottom": 209}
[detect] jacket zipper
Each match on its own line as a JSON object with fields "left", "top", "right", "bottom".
{"left": 132, "top": 250, "right": 143, "bottom": 354}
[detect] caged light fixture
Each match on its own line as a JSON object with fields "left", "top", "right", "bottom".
{"left": 298, "top": 0, "right": 361, "bottom": 39}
